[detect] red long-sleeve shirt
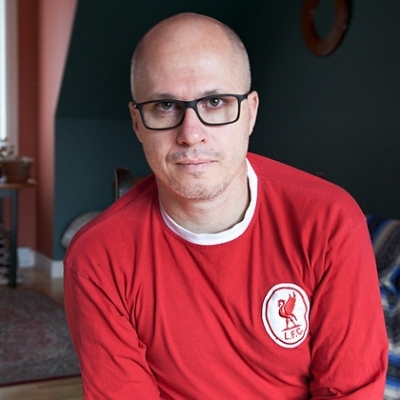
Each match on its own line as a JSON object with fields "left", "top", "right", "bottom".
{"left": 64, "top": 153, "right": 388, "bottom": 399}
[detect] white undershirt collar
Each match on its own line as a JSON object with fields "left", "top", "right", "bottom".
{"left": 160, "top": 159, "right": 258, "bottom": 245}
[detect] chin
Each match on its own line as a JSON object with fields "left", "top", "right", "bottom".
{"left": 174, "top": 181, "right": 227, "bottom": 201}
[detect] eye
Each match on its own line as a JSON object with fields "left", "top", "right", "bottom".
{"left": 156, "top": 101, "right": 174, "bottom": 111}
{"left": 206, "top": 97, "right": 223, "bottom": 108}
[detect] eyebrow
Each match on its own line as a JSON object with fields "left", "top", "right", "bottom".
{"left": 147, "top": 89, "right": 226, "bottom": 101}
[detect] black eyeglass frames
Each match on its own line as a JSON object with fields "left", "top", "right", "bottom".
{"left": 132, "top": 92, "right": 251, "bottom": 131}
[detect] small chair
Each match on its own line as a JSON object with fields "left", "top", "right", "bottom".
{"left": 114, "top": 168, "right": 133, "bottom": 199}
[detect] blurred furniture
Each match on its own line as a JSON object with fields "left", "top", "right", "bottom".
{"left": 114, "top": 168, "right": 144, "bottom": 199}
{"left": 114, "top": 168, "right": 133, "bottom": 199}
{"left": 0, "top": 179, "right": 37, "bottom": 287}
{"left": 367, "top": 215, "right": 400, "bottom": 399}
{"left": 60, "top": 170, "right": 143, "bottom": 251}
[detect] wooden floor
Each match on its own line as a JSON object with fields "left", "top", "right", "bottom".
{"left": 0, "top": 267, "right": 83, "bottom": 400}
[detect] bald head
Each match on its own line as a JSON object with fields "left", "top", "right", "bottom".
{"left": 130, "top": 13, "right": 251, "bottom": 100}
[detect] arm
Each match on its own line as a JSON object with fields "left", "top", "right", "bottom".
{"left": 64, "top": 260, "right": 161, "bottom": 400}
{"left": 309, "top": 221, "right": 388, "bottom": 398}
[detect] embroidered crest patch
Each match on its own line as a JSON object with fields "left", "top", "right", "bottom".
{"left": 262, "top": 283, "right": 310, "bottom": 348}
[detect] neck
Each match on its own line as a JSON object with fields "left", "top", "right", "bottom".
{"left": 158, "top": 168, "right": 250, "bottom": 234}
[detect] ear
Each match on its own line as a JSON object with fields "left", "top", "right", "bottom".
{"left": 129, "top": 102, "right": 144, "bottom": 143}
{"left": 247, "top": 91, "right": 259, "bottom": 136}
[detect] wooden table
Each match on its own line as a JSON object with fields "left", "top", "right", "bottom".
{"left": 0, "top": 180, "right": 37, "bottom": 287}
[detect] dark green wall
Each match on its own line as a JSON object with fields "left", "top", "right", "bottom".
{"left": 55, "top": 0, "right": 400, "bottom": 259}
{"left": 245, "top": 1, "right": 400, "bottom": 222}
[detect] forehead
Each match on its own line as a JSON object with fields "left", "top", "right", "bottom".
{"left": 134, "top": 20, "right": 245, "bottom": 100}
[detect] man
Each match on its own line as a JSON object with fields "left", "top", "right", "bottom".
{"left": 64, "top": 12, "right": 388, "bottom": 399}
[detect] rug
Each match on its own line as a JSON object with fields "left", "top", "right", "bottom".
{"left": 0, "top": 288, "right": 80, "bottom": 386}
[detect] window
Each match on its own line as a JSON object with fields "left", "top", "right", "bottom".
{"left": 0, "top": 0, "right": 7, "bottom": 140}
{"left": 0, "top": 0, "right": 18, "bottom": 150}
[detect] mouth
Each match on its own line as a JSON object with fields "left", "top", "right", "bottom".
{"left": 167, "top": 150, "right": 221, "bottom": 171}
{"left": 177, "top": 159, "right": 214, "bottom": 166}
{"left": 176, "top": 161, "right": 216, "bottom": 175}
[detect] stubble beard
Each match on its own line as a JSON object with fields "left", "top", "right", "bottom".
{"left": 169, "top": 176, "right": 228, "bottom": 201}
{"left": 164, "top": 149, "right": 228, "bottom": 201}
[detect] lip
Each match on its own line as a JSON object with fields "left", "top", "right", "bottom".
{"left": 177, "top": 159, "right": 213, "bottom": 165}
{"left": 175, "top": 159, "right": 217, "bottom": 172}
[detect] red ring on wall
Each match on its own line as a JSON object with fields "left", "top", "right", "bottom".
{"left": 301, "top": 0, "right": 349, "bottom": 57}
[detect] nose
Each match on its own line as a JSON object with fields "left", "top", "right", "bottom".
{"left": 176, "top": 107, "right": 206, "bottom": 146}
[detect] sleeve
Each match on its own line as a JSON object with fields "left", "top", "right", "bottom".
{"left": 309, "top": 219, "right": 388, "bottom": 399}
{"left": 64, "top": 259, "right": 162, "bottom": 400}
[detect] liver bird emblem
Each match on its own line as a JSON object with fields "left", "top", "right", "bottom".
{"left": 278, "top": 292, "right": 297, "bottom": 329}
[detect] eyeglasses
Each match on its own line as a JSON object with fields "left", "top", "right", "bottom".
{"left": 133, "top": 92, "right": 250, "bottom": 131}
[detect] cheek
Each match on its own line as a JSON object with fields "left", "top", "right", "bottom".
{"left": 141, "top": 136, "right": 168, "bottom": 168}
{"left": 227, "top": 121, "right": 251, "bottom": 153}
{"left": 227, "top": 127, "right": 251, "bottom": 164}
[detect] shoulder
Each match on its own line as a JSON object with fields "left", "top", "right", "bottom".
{"left": 247, "top": 152, "right": 365, "bottom": 229}
{"left": 65, "top": 174, "right": 159, "bottom": 260}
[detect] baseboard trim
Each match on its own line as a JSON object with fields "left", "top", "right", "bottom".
{"left": 34, "top": 251, "right": 64, "bottom": 278}
{"left": 17, "top": 247, "right": 35, "bottom": 268}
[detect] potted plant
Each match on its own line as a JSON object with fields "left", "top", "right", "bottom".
{"left": 0, "top": 138, "right": 34, "bottom": 183}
